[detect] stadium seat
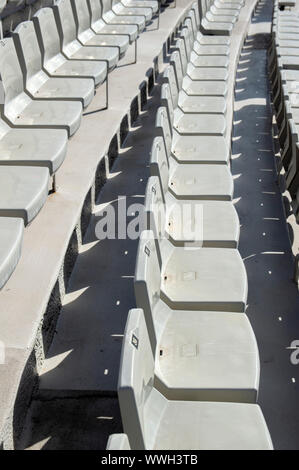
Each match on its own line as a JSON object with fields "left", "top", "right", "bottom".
{"left": 12, "top": 21, "right": 95, "bottom": 108}
{"left": 198, "top": 0, "right": 234, "bottom": 36}
{"left": 110, "top": 0, "right": 153, "bottom": 24}
{"left": 88, "top": 0, "right": 138, "bottom": 43}
{"left": 71, "top": 0, "right": 129, "bottom": 58}
{"left": 163, "top": 63, "right": 227, "bottom": 114}
{"left": 138, "top": 224, "right": 247, "bottom": 312}
{"left": 0, "top": 121, "right": 68, "bottom": 174}
{"left": 101, "top": 0, "right": 146, "bottom": 32}
{"left": 0, "top": 216, "right": 23, "bottom": 289}
{"left": 145, "top": 174, "right": 239, "bottom": 248}
{"left": 161, "top": 83, "right": 227, "bottom": 137}
{"left": 0, "top": 38, "right": 82, "bottom": 136}
{"left": 156, "top": 103, "right": 230, "bottom": 165}
{"left": 0, "top": 166, "right": 49, "bottom": 225}
{"left": 53, "top": 0, "right": 119, "bottom": 71}
{"left": 151, "top": 133, "right": 233, "bottom": 201}
{"left": 33, "top": 8, "right": 107, "bottom": 86}
{"left": 117, "top": 307, "right": 273, "bottom": 449}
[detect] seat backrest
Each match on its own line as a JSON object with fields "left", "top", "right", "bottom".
{"left": 145, "top": 174, "right": 166, "bottom": 249}
{"left": 33, "top": 8, "right": 62, "bottom": 63}
{"left": 54, "top": 0, "right": 77, "bottom": 47}
{"left": 102, "top": 0, "right": 112, "bottom": 15}
{"left": 198, "top": 0, "right": 207, "bottom": 18}
{"left": 13, "top": 21, "right": 42, "bottom": 83}
{"left": 150, "top": 133, "right": 170, "bottom": 197}
{"left": 163, "top": 64, "right": 179, "bottom": 108}
{"left": 134, "top": 230, "right": 161, "bottom": 352}
{"left": 118, "top": 307, "right": 155, "bottom": 450}
{"left": 192, "top": 1, "right": 201, "bottom": 26}
{"left": 88, "top": 0, "right": 102, "bottom": 24}
{"left": 0, "top": 38, "right": 24, "bottom": 109}
{"left": 175, "top": 37, "right": 188, "bottom": 75}
{"left": 161, "top": 82, "right": 175, "bottom": 127}
{"left": 181, "top": 19, "right": 193, "bottom": 59}
{"left": 170, "top": 50, "right": 184, "bottom": 90}
{"left": 71, "top": 0, "right": 91, "bottom": 35}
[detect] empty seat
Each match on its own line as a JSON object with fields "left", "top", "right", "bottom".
{"left": 110, "top": 0, "right": 153, "bottom": 24}
{"left": 152, "top": 132, "right": 233, "bottom": 202}
{"left": 198, "top": 0, "right": 234, "bottom": 36}
{"left": 164, "top": 62, "right": 227, "bottom": 114}
{"left": 12, "top": 21, "right": 95, "bottom": 108}
{"left": 148, "top": 138, "right": 239, "bottom": 247}
{"left": 88, "top": 0, "right": 138, "bottom": 43}
{"left": 139, "top": 218, "right": 247, "bottom": 311}
{"left": 118, "top": 307, "right": 273, "bottom": 449}
{"left": 156, "top": 103, "right": 230, "bottom": 165}
{"left": 121, "top": 0, "right": 159, "bottom": 14}
{"left": 127, "top": 288, "right": 259, "bottom": 401}
{"left": 101, "top": 0, "right": 146, "bottom": 32}
{"left": 162, "top": 83, "right": 227, "bottom": 137}
{"left": 0, "top": 166, "right": 49, "bottom": 225}
{"left": 33, "top": 8, "right": 107, "bottom": 87}
{"left": 71, "top": 0, "right": 129, "bottom": 58}
{"left": 0, "top": 119, "right": 67, "bottom": 174}
{"left": 146, "top": 173, "right": 239, "bottom": 248}
{"left": 0, "top": 216, "right": 23, "bottom": 289}
{"left": 0, "top": 38, "right": 82, "bottom": 137}
{"left": 53, "top": 0, "right": 119, "bottom": 71}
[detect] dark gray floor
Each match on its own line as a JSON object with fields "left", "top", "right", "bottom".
{"left": 232, "top": 0, "right": 299, "bottom": 450}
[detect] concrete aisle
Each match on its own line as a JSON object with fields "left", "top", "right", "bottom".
{"left": 233, "top": 0, "right": 299, "bottom": 450}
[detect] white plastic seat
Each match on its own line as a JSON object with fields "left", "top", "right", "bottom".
{"left": 13, "top": 22, "right": 95, "bottom": 109}
{"left": 180, "top": 22, "right": 230, "bottom": 60}
{"left": 0, "top": 38, "right": 82, "bottom": 137}
{"left": 174, "top": 40, "right": 229, "bottom": 93}
{"left": 157, "top": 106, "right": 230, "bottom": 164}
{"left": 121, "top": 0, "right": 159, "bottom": 14}
{"left": 198, "top": 0, "right": 234, "bottom": 36}
{"left": 118, "top": 307, "right": 273, "bottom": 449}
{"left": 54, "top": 0, "right": 119, "bottom": 72}
{"left": 162, "top": 83, "right": 227, "bottom": 137}
{"left": 88, "top": 0, "right": 138, "bottom": 43}
{"left": 0, "top": 119, "right": 67, "bottom": 174}
{"left": 146, "top": 172, "right": 239, "bottom": 248}
{"left": 0, "top": 217, "right": 23, "bottom": 289}
{"left": 152, "top": 133, "right": 233, "bottom": 201}
{"left": 102, "top": 0, "right": 146, "bottom": 32}
{"left": 71, "top": 0, "right": 130, "bottom": 58}
{"left": 134, "top": 243, "right": 259, "bottom": 401}
{"left": 0, "top": 166, "right": 49, "bottom": 225}
{"left": 111, "top": 0, "right": 153, "bottom": 23}
{"left": 139, "top": 222, "right": 247, "bottom": 313}
{"left": 164, "top": 63, "right": 227, "bottom": 114}
{"left": 33, "top": 8, "right": 107, "bottom": 87}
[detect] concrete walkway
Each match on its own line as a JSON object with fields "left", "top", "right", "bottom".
{"left": 232, "top": 0, "right": 299, "bottom": 450}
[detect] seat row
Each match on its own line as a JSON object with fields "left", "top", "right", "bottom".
{"left": 107, "top": 2, "right": 274, "bottom": 450}
{"left": 269, "top": 2, "right": 299, "bottom": 222}
{"left": 0, "top": 0, "right": 162, "bottom": 290}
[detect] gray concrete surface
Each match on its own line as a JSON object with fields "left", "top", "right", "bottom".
{"left": 232, "top": 0, "right": 299, "bottom": 450}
